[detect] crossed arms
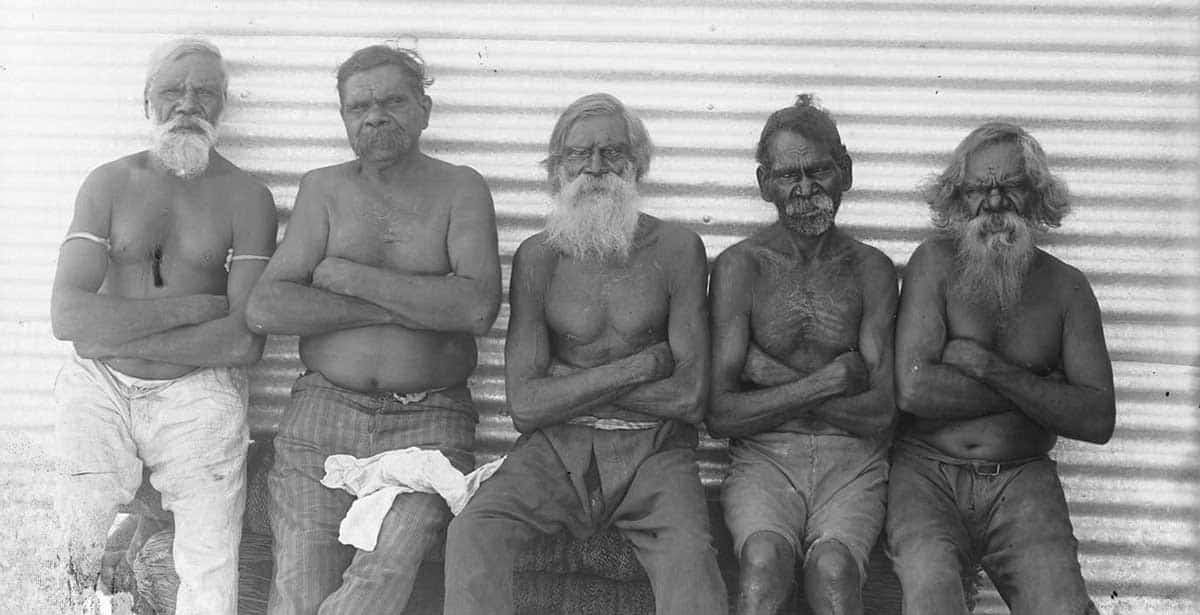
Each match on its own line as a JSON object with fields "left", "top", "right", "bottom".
{"left": 244, "top": 168, "right": 501, "bottom": 337}
{"left": 894, "top": 241, "right": 1115, "bottom": 444}
{"left": 705, "top": 247, "right": 898, "bottom": 439}
{"left": 51, "top": 166, "right": 278, "bottom": 367}
{"left": 504, "top": 231, "right": 710, "bottom": 434}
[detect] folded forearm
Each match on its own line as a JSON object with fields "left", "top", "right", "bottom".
{"left": 53, "top": 289, "right": 220, "bottom": 345}
{"left": 90, "top": 314, "right": 262, "bottom": 367}
{"left": 247, "top": 281, "right": 392, "bottom": 336}
{"left": 339, "top": 267, "right": 497, "bottom": 335}
{"left": 900, "top": 364, "right": 1015, "bottom": 419}
{"left": 709, "top": 371, "right": 843, "bottom": 438}
{"left": 811, "top": 389, "right": 894, "bottom": 438}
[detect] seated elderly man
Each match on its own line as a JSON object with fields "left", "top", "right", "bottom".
{"left": 443, "top": 93, "right": 728, "bottom": 615}
{"left": 889, "top": 122, "right": 1114, "bottom": 615}
{"left": 50, "top": 38, "right": 277, "bottom": 615}
{"left": 707, "top": 95, "right": 897, "bottom": 615}
{"left": 245, "top": 45, "right": 501, "bottom": 615}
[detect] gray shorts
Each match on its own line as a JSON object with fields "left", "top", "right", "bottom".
{"left": 721, "top": 431, "right": 888, "bottom": 576}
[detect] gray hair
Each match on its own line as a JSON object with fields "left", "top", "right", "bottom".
{"left": 542, "top": 93, "right": 653, "bottom": 193}
{"left": 922, "top": 121, "right": 1071, "bottom": 231}
{"left": 336, "top": 45, "right": 433, "bottom": 103}
{"left": 144, "top": 37, "right": 228, "bottom": 101}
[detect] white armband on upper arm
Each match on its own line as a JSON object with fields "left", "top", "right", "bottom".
{"left": 63, "top": 232, "right": 110, "bottom": 250}
{"left": 224, "top": 249, "right": 272, "bottom": 272}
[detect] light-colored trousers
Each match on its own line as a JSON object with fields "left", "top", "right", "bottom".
{"left": 54, "top": 352, "right": 249, "bottom": 615}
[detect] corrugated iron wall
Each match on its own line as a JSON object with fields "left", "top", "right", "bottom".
{"left": 1, "top": 1, "right": 1197, "bottom": 613}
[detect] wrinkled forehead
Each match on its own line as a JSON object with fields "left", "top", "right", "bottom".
{"left": 340, "top": 64, "right": 422, "bottom": 102}
{"left": 564, "top": 113, "right": 628, "bottom": 148}
{"left": 965, "top": 140, "right": 1024, "bottom": 182}
{"left": 150, "top": 52, "right": 225, "bottom": 89}
{"left": 766, "top": 129, "right": 834, "bottom": 169}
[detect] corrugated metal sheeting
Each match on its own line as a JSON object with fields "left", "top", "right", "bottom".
{"left": 1, "top": 1, "right": 1197, "bottom": 613}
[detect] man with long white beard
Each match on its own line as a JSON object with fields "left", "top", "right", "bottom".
{"left": 246, "top": 45, "right": 500, "bottom": 615}
{"left": 706, "top": 96, "right": 897, "bottom": 615}
{"left": 444, "top": 93, "right": 728, "bottom": 615}
{"left": 889, "top": 122, "right": 1114, "bottom": 615}
{"left": 50, "top": 38, "right": 277, "bottom": 614}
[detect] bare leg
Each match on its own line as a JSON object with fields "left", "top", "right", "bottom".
{"left": 736, "top": 531, "right": 794, "bottom": 615}
{"left": 803, "top": 539, "right": 862, "bottom": 615}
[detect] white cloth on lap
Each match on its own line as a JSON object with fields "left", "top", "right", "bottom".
{"left": 321, "top": 448, "right": 505, "bottom": 551}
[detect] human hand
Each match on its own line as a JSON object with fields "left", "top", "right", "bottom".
{"left": 311, "top": 257, "right": 354, "bottom": 295}
{"left": 741, "top": 344, "right": 801, "bottom": 387}
{"left": 635, "top": 341, "right": 675, "bottom": 382}
{"left": 546, "top": 359, "right": 580, "bottom": 377}
{"left": 942, "top": 338, "right": 993, "bottom": 379}
{"left": 832, "top": 350, "right": 870, "bottom": 396}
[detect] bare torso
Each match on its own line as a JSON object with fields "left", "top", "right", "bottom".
{"left": 910, "top": 244, "right": 1066, "bottom": 458}
{"left": 544, "top": 215, "right": 673, "bottom": 416}
{"left": 743, "top": 227, "right": 868, "bottom": 435}
{"left": 103, "top": 152, "right": 253, "bottom": 379}
{"left": 299, "top": 159, "right": 477, "bottom": 392}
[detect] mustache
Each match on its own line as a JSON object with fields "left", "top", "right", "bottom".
{"left": 353, "top": 124, "right": 410, "bottom": 156}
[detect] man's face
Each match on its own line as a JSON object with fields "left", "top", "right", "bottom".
{"left": 951, "top": 140, "right": 1037, "bottom": 312}
{"left": 146, "top": 53, "right": 225, "bottom": 129}
{"left": 340, "top": 64, "right": 431, "bottom": 163}
{"left": 544, "top": 113, "right": 640, "bottom": 262}
{"left": 559, "top": 114, "right": 633, "bottom": 185}
{"left": 758, "top": 130, "right": 844, "bottom": 236}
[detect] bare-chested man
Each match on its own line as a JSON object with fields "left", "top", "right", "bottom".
{"left": 243, "top": 45, "right": 500, "bottom": 615}
{"left": 888, "top": 122, "right": 1115, "bottom": 615}
{"left": 443, "top": 93, "right": 728, "bottom": 615}
{"left": 707, "top": 96, "right": 897, "bottom": 615}
{"left": 50, "top": 38, "right": 278, "bottom": 615}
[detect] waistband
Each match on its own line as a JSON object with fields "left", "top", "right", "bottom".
{"left": 567, "top": 415, "right": 661, "bottom": 431}
{"left": 894, "top": 436, "right": 1048, "bottom": 477}
{"left": 296, "top": 370, "right": 473, "bottom": 415}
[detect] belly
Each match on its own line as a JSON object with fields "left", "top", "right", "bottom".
{"left": 907, "top": 411, "right": 1057, "bottom": 460}
{"left": 300, "top": 326, "right": 477, "bottom": 393}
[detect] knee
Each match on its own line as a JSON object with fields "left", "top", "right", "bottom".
{"left": 739, "top": 531, "right": 794, "bottom": 584}
{"left": 805, "top": 540, "right": 859, "bottom": 590}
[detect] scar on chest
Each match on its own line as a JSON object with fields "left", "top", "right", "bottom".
{"left": 152, "top": 245, "right": 164, "bottom": 287}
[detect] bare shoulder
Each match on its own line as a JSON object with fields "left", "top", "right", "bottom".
{"left": 842, "top": 234, "right": 898, "bottom": 284}
{"left": 208, "top": 154, "right": 274, "bottom": 208}
{"left": 905, "top": 236, "right": 956, "bottom": 278}
{"left": 713, "top": 235, "right": 763, "bottom": 280}
{"left": 80, "top": 153, "right": 143, "bottom": 198}
{"left": 302, "top": 160, "right": 359, "bottom": 190}
{"left": 640, "top": 214, "right": 704, "bottom": 260}
{"left": 1036, "top": 249, "right": 1096, "bottom": 304}
{"left": 513, "top": 232, "right": 557, "bottom": 268}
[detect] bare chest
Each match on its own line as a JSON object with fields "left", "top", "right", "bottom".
{"left": 947, "top": 295, "right": 1064, "bottom": 373}
{"left": 108, "top": 181, "right": 231, "bottom": 274}
{"left": 545, "top": 260, "right": 670, "bottom": 350}
{"left": 750, "top": 256, "right": 862, "bottom": 368}
{"left": 326, "top": 186, "right": 451, "bottom": 274}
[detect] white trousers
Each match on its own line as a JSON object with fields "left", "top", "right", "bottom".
{"left": 54, "top": 353, "right": 249, "bottom": 615}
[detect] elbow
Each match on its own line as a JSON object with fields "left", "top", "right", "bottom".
{"left": 704, "top": 415, "right": 733, "bottom": 440}
{"left": 463, "top": 293, "right": 500, "bottom": 336}
{"left": 243, "top": 291, "right": 275, "bottom": 335}
{"left": 229, "top": 333, "right": 267, "bottom": 367}
{"left": 1086, "top": 403, "right": 1116, "bottom": 445}
{"left": 895, "top": 379, "right": 921, "bottom": 415}
{"left": 673, "top": 380, "right": 707, "bottom": 425}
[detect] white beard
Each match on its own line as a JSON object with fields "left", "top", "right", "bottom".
{"left": 949, "top": 210, "right": 1036, "bottom": 314}
{"left": 779, "top": 191, "right": 837, "bottom": 236}
{"left": 151, "top": 115, "right": 217, "bottom": 179}
{"left": 544, "top": 167, "right": 641, "bottom": 262}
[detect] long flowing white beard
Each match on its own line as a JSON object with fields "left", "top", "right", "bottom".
{"left": 544, "top": 168, "right": 641, "bottom": 262}
{"left": 950, "top": 210, "right": 1036, "bottom": 313}
{"left": 151, "top": 116, "right": 217, "bottom": 178}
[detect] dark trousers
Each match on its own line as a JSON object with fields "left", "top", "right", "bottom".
{"left": 444, "top": 420, "right": 729, "bottom": 615}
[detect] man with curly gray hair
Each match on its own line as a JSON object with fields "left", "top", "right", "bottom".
{"left": 889, "top": 121, "right": 1114, "bottom": 614}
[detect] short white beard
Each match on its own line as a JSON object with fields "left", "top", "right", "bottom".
{"left": 949, "top": 210, "right": 1036, "bottom": 314}
{"left": 779, "top": 191, "right": 836, "bottom": 236}
{"left": 151, "top": 115, "right": 217, "bottom": 179}
{"left": 544, "top": 167, "right": 641, "bottom": 262}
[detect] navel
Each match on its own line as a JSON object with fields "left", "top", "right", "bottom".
{"left": 152, "top": 244, "right": 165, "bottom": 287}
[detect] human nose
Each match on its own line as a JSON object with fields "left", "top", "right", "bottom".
{"left": 981, "top": 187, "right": 1007, "bottom": 211}
{"left": 583, "top": 148, "right": 607, "bottom": 176}
{"left": 177, "top": 88, "right": 200, "bottom": 114}
{"left": 791, "top": 175, "right": 815, "bottom": 197}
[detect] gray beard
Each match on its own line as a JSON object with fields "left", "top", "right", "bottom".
{"left": 949, "top": 210, "right": 1036, "bottom": 315}
{"left": 151, "top": 116, "right": 217, "bottom": 179}
{"left": 779, "top": 191, "right": 836, "bottom": 236}
{"left": 352, "top": 124, "right": 412, "bottom": 161}
{"left": 544, "top": 168, "right": 640, "bottom": 262}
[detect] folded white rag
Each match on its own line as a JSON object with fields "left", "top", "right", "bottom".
{"left": 320, "top": 448, "right": 505, "bottom": 551}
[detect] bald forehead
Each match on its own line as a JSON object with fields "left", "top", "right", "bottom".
{"left": 151, "top": 53, "right": 224, "bottom": 86}
{"left": 965, "top": 140, "right": 1024, "bottom": 184}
